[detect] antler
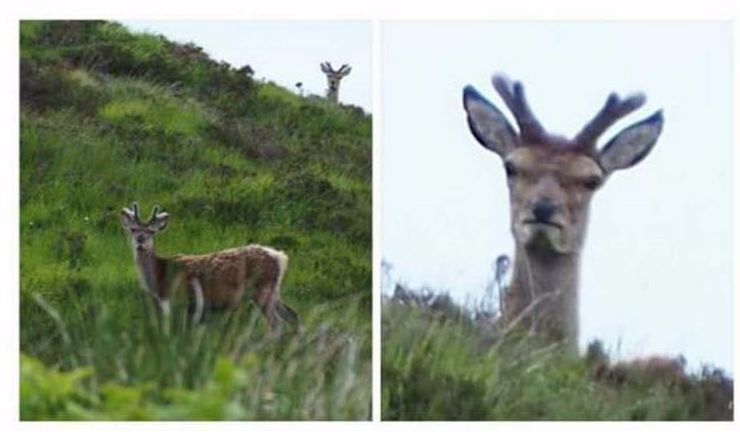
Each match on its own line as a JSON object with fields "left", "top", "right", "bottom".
{"left": 491, "top": 75, "right": 547, "bottom": 143}
{"left": 574, "top": 92, "right": 646, "bottom": 150}
{"left": 121, "top": 201, "right": 142, "bottom": 223}
{"left": 320, "top": 61, "right": 333, "bottom": 73}
{"left": 148, "top": 205, "right": 161, "bottom": 223}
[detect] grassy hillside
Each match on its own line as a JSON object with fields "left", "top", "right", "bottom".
{"left": 20, "top": 21, "right": 371, "bottom": 420}
{"left": 382, "top": 286, "right": 733, "bottom": 420}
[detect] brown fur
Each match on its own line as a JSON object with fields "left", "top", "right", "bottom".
{"left": 593, "top": 355, "right": 689, "bottom": 388}
{"left": 121, "top": 203, "right": 297, "bottom": 328}
{"left": 173, "top": 246, "right": 284, "bottom": 313}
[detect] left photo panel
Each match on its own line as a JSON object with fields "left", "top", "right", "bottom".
{"left": 19, "top": 20, "right": 372, "bottom": 420}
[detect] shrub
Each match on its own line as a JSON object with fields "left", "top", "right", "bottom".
{"left": 382, "top": 288, "right": 734, "bottom": 420}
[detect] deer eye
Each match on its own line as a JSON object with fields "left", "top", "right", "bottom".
{"left": 582, "top": 176, "right": 602, "bottom": 191}
{"left": 504, "top": 161, "right": 518, "bottom": 178}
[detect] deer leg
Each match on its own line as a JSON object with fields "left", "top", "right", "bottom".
{"left": 158, "top": 298, "right": 171, "bottom": 316}
{"left": 253, "top": 285, "right": 278, "bottom": 330}
{"left": 189, "top": 277, "right": 204, "bottom": 324}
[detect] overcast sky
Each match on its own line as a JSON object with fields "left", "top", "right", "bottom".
{"left": 381, "top": 22, "right": 733, "bottom": 374}
{"left": 120, "top": 20, "right": 372, "bottom": 110}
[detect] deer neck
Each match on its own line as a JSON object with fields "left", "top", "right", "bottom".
{"left": 326, "top": 81, "right": 339, "bottom": 102}
{"left": 134, "top": 248, "right": 169, "bottom": 300}
{"left": 506, "top": 244, "right": 581, "bottom": 352}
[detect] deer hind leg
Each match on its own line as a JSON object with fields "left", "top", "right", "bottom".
{"left": 253, "top": 284, "right": 278, "bottom": 330}
{"left": 254, "top": 289, "right": 298, "bottom": 330}
{"left": 275, "top": 301, "right": 299, "bottom": 325}
{"left": 251, "top": 249, "right": 297, "bottom": 330}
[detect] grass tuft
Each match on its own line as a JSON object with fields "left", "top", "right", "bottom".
{"left": 382, "top": 287, "right": 733, "bottom": 421}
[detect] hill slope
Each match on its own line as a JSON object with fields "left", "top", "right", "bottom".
{"left": 20, "top": 21, "right": 371, "bottom": 420}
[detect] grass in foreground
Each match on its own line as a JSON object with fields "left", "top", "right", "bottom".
{"left": 23, "top": 291, "right": 370, "bottom": 420}
{"left": 382, "top": 289, "right": 733, "bottom": 421}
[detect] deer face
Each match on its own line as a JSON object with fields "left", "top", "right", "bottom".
{"left": 504, "top": 146, "right": 603, "bottom": 253}
{"left": 120, "top": 203, "right": 169, "bottom": 253}
{"left": 320, "top": 62, "right": 351, "bottom": 91}
{"left": 463, "top": 75, "right": 663, "bottom": 255}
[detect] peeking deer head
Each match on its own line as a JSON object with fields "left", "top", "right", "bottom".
{"left": 120, "top": 202, "right": 170, "bottom": 253}
{"left": 463, "top": 75, "right": 663, "bottom": 256}
{"left": 320, "top": 61, "right": 351, "bottom": 103}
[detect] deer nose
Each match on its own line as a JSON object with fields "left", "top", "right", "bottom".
{"left": 136, "top": 234, "right": 146, "bottom": 243}
{"left": 532, "top": 199, "right": 556, "bottom": 222}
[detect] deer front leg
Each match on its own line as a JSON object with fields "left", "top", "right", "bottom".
{"left": 158, "top": 298, "right": 171, "bottom": 316}
{"left": 189, "top": 276, "right": 204, "bottom": 324}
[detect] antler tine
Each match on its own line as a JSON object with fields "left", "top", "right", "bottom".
{"left": 491, "top": 75, "right": 546, "bottom": 142}
{"left": 574, "top": 92, "right": 646, "bottom": 150}
{"left": 149, "top": 205, "right": 161, "bottom": 222}
{"left": 131, "top": 202, "right": 141, "bottom": 223}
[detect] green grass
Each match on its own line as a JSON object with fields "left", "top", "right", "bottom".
{"left": 382, "top": 294, "right": 733, "bottom": 421}
{"left": 20, "top": 20, "right": 371, "bottom": 420}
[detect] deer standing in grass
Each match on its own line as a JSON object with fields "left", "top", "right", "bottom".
{"left": 120, "top": 203, "right": 298, "bottom": 328}
{"left": 320, "top": 61, "right": 351, "bottom": 103}
{"left": 463, "top": 75, "right": 664, "bottom": 352}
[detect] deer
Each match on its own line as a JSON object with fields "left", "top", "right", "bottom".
{"left": 463, "top": 74, "right": 664, "bottom": 353}
{"left": 320, "top": 61, "right": 351, "bottom": 103}
{"left": 120, "top": 202, "right": 298, "bottom": 329}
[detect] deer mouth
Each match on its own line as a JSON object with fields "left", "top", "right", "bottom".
{"left": 522, "top": 220, "right": 563, "bottom": 230}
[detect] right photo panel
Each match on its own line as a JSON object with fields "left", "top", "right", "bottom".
{"left": 381, "top": 21, "right": 733, "bottom": 421}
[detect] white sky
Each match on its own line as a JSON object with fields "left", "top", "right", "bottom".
{"left": 381, "top": 22, "right": 733, "bottom": 374}
{"left": 120, "top": 20, "right": 372, "bottom": 110}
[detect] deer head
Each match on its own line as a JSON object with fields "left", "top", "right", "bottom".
{"left": 463, "top": 75, "right": 663, "bottom": 256}
{"left": 120, "top": 202, "right": 170, "bottom": 253}
{"left": 320, "top": 61, "right": 351, "bottom": 102}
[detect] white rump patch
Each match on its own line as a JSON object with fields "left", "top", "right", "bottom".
{"left": 258, "top": 245, "right": 289, "bottom": 294}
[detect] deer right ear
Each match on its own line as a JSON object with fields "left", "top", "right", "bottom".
{"left": 463, "top": 85, "right": 518, "bottom": 157}
{"left": 120, "top": 208, "right": 136, "bottom": 228}
{"left": 150, "top": 212, "right": 169, "bottom": 232}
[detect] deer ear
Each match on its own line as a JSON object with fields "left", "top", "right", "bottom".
{"left": 599, "top": 110, "right": 663, "bottom": 173}
{"left": 150, "top": 212, "right": 169, "bottom": 231}
{"left": 463, "top": 85, "right": 518, "bottom": 157}
{"left": 120, "top": 208, "right": 136, "bottom": 228}
{"left": 341, "top": 66, "right": 352, "bottom": 77}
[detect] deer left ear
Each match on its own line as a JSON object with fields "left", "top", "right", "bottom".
{"left": 150, "top": 212, "right": 169, "bottom": 231}
{"left": 598, "top": 110, "right": 664, "bottom": 173}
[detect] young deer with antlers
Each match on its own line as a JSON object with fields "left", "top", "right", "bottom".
{"left": 463, "top": 75, "right": 663, "bottom": 352}
{"left": 320, "top": 61, "right": 351, "bottom": 103}
{"left": 120, "top": 203, "right": 298, "bottom": 328}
